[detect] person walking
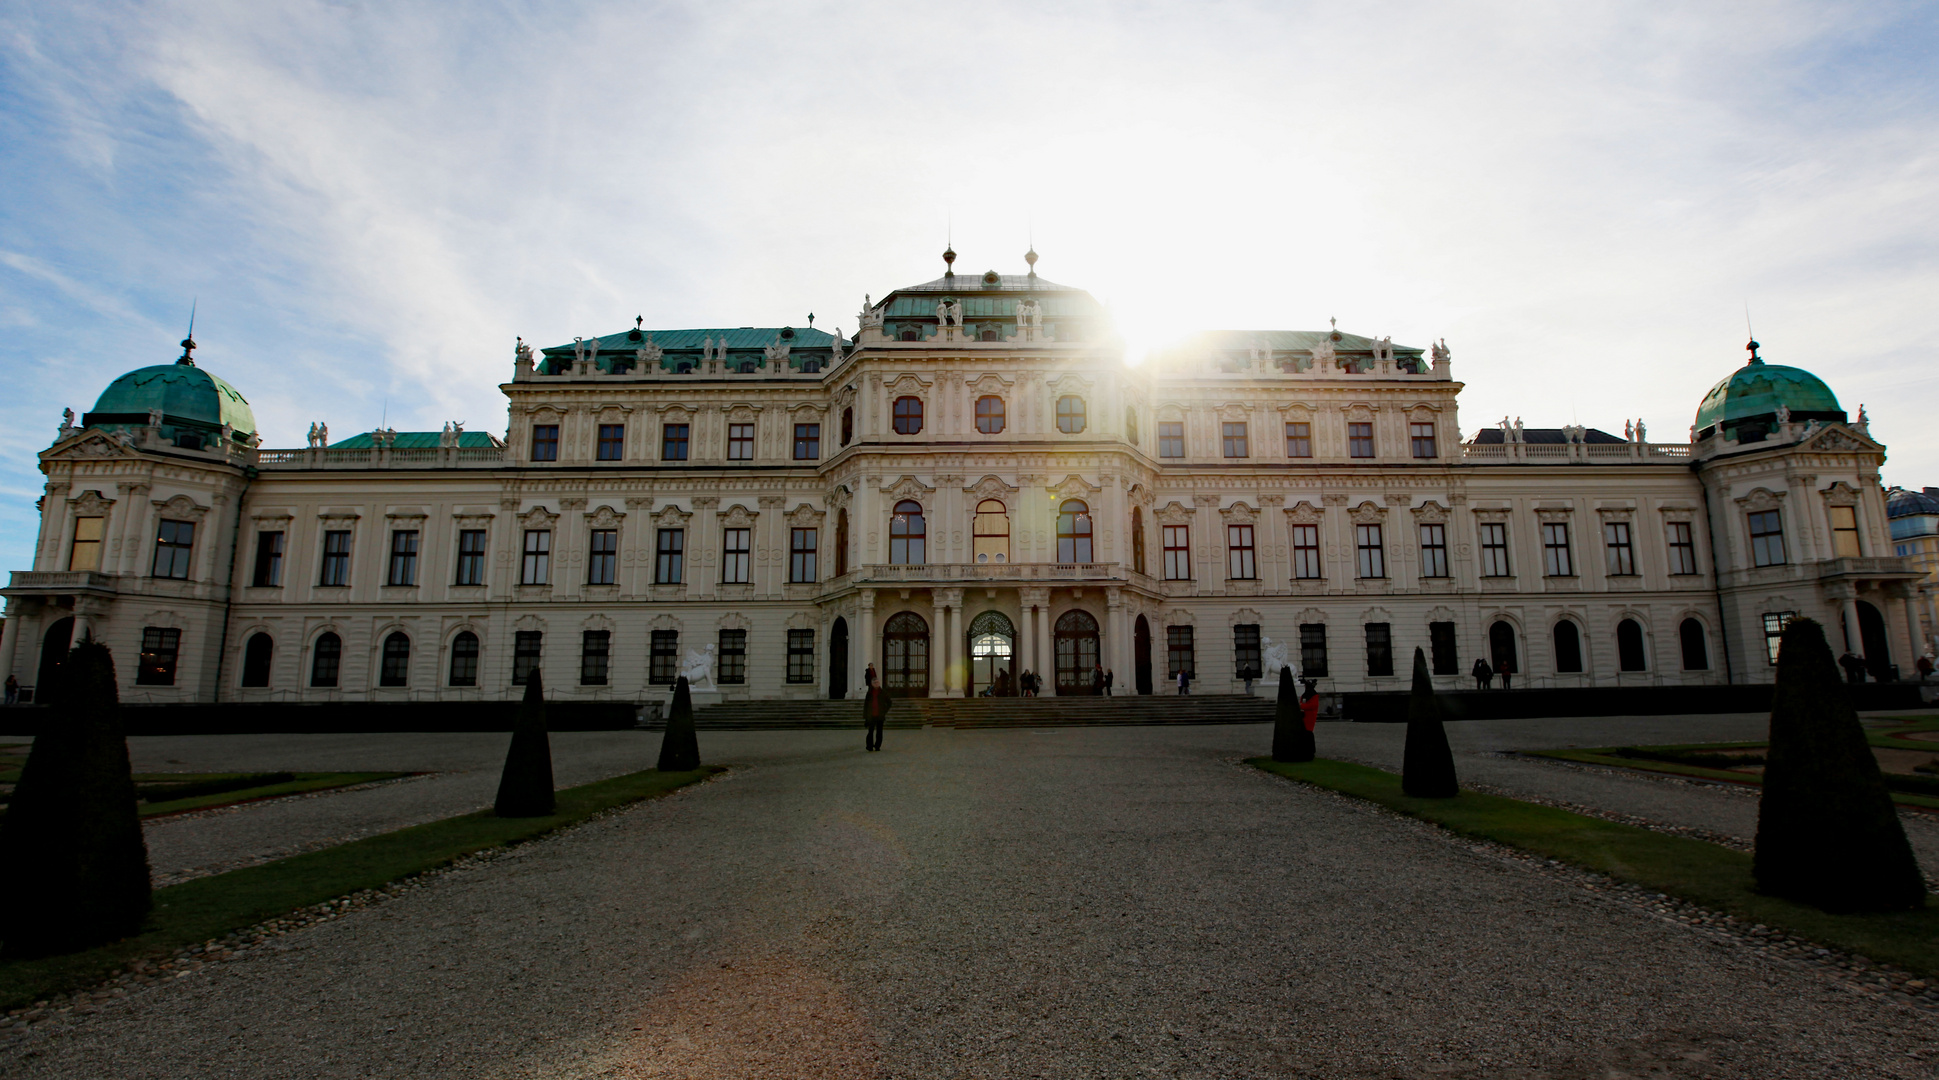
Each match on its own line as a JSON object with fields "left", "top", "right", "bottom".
{"left": 1471, "top": 657, "right": 1492, "bottom": 691}
{"left": 1092, "top": 663, "right": 1105, "bottom": 695}
{"left": 3, "top": 674, "right": 15, "bottom": 706}
{"left": 863, "top": 683, "right": 891, "bottom": 751}
{"left": 1496, "top": 655, "right": 1515, "bottom": 690}
{"left": 1177, "top": 668, "right": 1191, "bottom": 695}
{"left": 1104, "top": 669, "right": 1115, "bottom": 696}
{"left": 864, "top": 661, "right": 879, "bottom": 691}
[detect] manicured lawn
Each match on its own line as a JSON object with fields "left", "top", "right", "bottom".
{"left": 0, "top": 765, "right": 721, "bottom": 1010}
{"left": 135, "top": 772, "right": 412, "bottom": 817}
{"left": 1249, "top": 757, "right": 1939, "bottom": 977}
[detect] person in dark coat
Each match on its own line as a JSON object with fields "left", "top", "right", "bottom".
{"left": 1092, "top": 663, "right": 1105, "bottom": 695}
{"left": 1840, "top": 651, "right": 1867, "bottom": 683}
{"left": 1496, "top": 656, "right": 1515, "bottom": 690}
{"left": 863, "top": 684, "right": 891, "bottom": 751}
{"left": 1104, "top": 669, "right": 1115, "bottom": 696}
{"left": 1471, "top": 657, "right": 1492, "bottom": 691}
{"left": 864, "top": 662, "right": 879, "bottom": 690}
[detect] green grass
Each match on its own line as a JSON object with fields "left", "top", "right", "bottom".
{"left": 1250, "top": 756, "right": 1939, "bottom": 976}
{"left": 0, "top": 765, "right": 721, "bottom": 1009}
{"left": 135, "top": 772, "right": 410, "bottom": 817}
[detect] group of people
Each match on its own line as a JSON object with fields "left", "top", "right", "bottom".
{"left": 974, "top": 666, "right": 1118, "bottom": 696}
{"left": 1470, "top": 656, "right": 1517, "bottom": 690}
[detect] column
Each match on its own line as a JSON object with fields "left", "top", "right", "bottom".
{"left": 1036, "top": 601, "right": 1051, "bottom": 680}
{"left": 947, "top": 595, "right": 963, "bottom": 695}
{"left": 1017, "top": 592, "right": 1035, "bottom": 684}
{"left": 1842, "top": 595, "right": 1866, "bottom": 658}
{"left": 1900, "top": 587, "right": 1926, "bottom": 659}
{"left": 1106, "top": 587, "right": 1129, "bottom": 689}
{"left": 929, "top": 592, "right": 946, "bottom": 696}
{"left": 857, "top": 589, "right": 877, "bottom": 691}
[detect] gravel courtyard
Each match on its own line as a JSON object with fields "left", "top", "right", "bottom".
{"left": 4, "top": 721, "right": 1936, "bottom": 1078}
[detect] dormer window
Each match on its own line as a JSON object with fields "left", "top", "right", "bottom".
{"left": 177, "top": 433, "right": 203, "bottom": 450}
{"left": 738, "top": 361, "right": 757, "bottom": 374}
{"left": 801, "top": 360, "right": 821, "bottom": 374}
{"left": 980, "top": 328, "right": 999, "bottom": 342}
{"left": 901, "top": 328, "right": 920, "bottom": 341}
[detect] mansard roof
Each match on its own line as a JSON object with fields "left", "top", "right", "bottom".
{"left": 328, "top": 430, "right": 500, "bottom": 449}
{"left": 1167, "top": 329, "right": 1426, "bottom": 358}
{"left": 539, "top": 325, "right": 841, "bottom": 357}
{"left": 1472, "top": 427, "right": 1626, "bottom": 445}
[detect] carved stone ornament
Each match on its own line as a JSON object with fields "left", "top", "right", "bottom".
{"left": 581, "top": 613, "right": 616, "bottom": 633}
{"left": 1286, "top": 500, "right": 1324, "bottom": 524}
{"left": 654, "top": 403, "right": 694, "bottom": 420}
{"left": 1410, "top": 500, "right": 1449, "bottom": 523}
{"left": 1228, "top": 607, "right": 1264, "bottom": 629}
{"left": 1736, "top": 487, "right": 1785, "bottom": 513}
{"left": 787, "top": 502, "right": 825, "bottom": 526}
{"left": 60, "top": 434, "right": 129, "bottom": 459}
{"left": 880, "top": 475, "right": 935, "bottom": 500}
{"left": 966, "top": 373, "right": 1014, "bottom": 393}
{"left": 1348, "top": 501, "right": 1385, "bottom": 524}
{"left": 721, "top": 503, "right": 759, "bottom": 528}
{"left": 1533, "top": 505, "right": 1574, "bottom": 523}
{"left": 1297, "top": 607, "right": 1327, "bottom": 625}
{"left": 652, "top": 503, "right": 692, "bottom": 526}
{"left": 722, "top": 403, "right": 763, "bottom": 422}
{"left": 1821, "top": 481, "right": 1861, "bottom": 508}
{"left": 1217, "top": 402, "right": 1250, "bottom": 423}
{"left": 886, "top": 373, "right": 930, "bottom": 395}
{"left": 716, "top": 611, "right": 752, "bottom": 631}
{"left": 1155, "top": 501, "right": 1194, "bottom": 526}
{"left": 1219, "top": 502, "right": 1259, "bottom": 524}
{"left": 68, "top": 489, "right": 116, "bottom": 516}
{"left": 1341, "top": 402, "right": 1377, "bottom": 421}
{"left": 519, "top": 505, "right": 560, "bottom": 529}
{"left": 1050, "top": 475, "right": 1099, "bottom": 500}
{"left": 154, "top": 493, "right": 211, "bottom": 521}
{"left": 1166, "top": 608, "right": 1197, "bottom": 627}
{"left": 785, "top": 610, "right": 817, "bottom": 631}
{"left": 1808, "top": 428, "right": 1865, "bottom": 452}
{"left": 1363, "top": 605, "right": 1395, "bottom": 624}
{"left": 587, "top": 505, "right": 625, "bottom": 528}
{"left": 966, "top": 474, "right": 1017, "bottom": 502}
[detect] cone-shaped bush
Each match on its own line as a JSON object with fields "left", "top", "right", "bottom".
{"left": 494, "top": 669, "right": 556, "bottom": 818}
{"left": 0, "top": 639, "right": 152, "bottom": 958}
{"left": 1754, "top": 618, "right": 1925, "bottom": 913}
{"left": 1401, "top": 647, "right": 1458, "bottom": 798}
{"left": 657, "top": 676, "right": 701, "bottom": 772}
{"left": 1271, "top": 665, "right": 1314, "bottom": 762}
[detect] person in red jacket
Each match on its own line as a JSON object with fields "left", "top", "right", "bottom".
{"left": 1300, "top": 680, "right": 1321, "bottom": 732}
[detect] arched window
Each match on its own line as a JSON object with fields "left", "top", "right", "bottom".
{"left": 1553, "top": 620, "right": 1583, "bottom": 673}
{"left": 380, "top": 632, "right": 411, "bottom": 687}
{"left": 1057, "top": 395, "right": 1087, "bottom": 434}
{"left": 893, "top": 396, "right": 924, "bottom": 435}
{"left": 976, "top": 395, "right": 1005, "bottom": 434}
{"left": 240, "top": 633, "right": 273, "bottom": 687}
{"left": 1057, "top": 499, "right": 1093, "bottom": 562}
{"left": 449, "top": 631, "right": 480, "bottom": 686}
{"left": 1125, "top": 407, "right": 1139, "bottom": 445}
{"left": 1617, "top": 619, "right": 1647, "bottom": 671}
{"left": 1680, "top": 618, "right": 1710, "bottom": 670}
{"left": 974, "top": 500, "right": 1010, "bottom": 563}
{"left": 841, "top": 407, "right": 853, "bottom": 446}
{"left": 310, "top": 632, "right": 341, "bottom": 688}
{"left": 1131, "top": 506, "right": 1146, "bottom": 574}
{"left": 890, "top": 500, "right": 925, "bottom": 564}
{"left": 835, "top": 507, "right": 850, "bottom": 576}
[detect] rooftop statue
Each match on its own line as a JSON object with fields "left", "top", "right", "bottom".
{"left": 1635, "top": 419, "right": 1646, "bottom": 441}
{"left": 1310, "top": 336, "right": 1336, "bottom": 369}
{"left": 1432, "top": 338, "right": 1451, "bottom": 365}
{"left": 572, "top": 336, "right": 589, "bottom": 367}
{"left": 58, "top": 407, "right": 75, "bottom": 440}
{"left": 636, "top": 333, "right": 662, "bottom": 368}
{"left": 515, "top": 338, "right": 534, "bottom": 365}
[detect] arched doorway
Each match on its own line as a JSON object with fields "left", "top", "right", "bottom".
{"left": 1134, "top": 614, "right": 1153, "bottom": 694}
{"left": 1857, "top": 600, "right": 1893, "bottom": 681}
{"left": 1553, "top": 620, "right": 1583, "bottom": 673}
{"left": 1489, "top": 621, "right": 1519, "bottom": 679}
{"left": 966, "top": 610, "right": 1015, "bottom": 695}
{"left": 881, "top": 611, "right": 929, "bottom": 697}
{"left": 1054, "top": 609, "right": 1101, "bottom": 694}
{"left": 35, "top": 616, "right": 74, "bottom": 703}
{"left": 829, "top": 617, "right": 849, "bottom": 699}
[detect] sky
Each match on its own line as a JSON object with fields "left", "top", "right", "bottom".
{"left": 2, "top": 0, "right": 1937, "bottom": 574}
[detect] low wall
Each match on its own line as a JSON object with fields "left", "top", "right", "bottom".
{"left": 1340, "top": 682, "right": 1927, "bottom": 723}
{"left": 0, "top": 701, "right": 641, "bottom": 737}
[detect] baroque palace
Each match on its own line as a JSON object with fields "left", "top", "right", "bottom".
{"left": 2, "top": 250, "right": 1922, "bottom": 704}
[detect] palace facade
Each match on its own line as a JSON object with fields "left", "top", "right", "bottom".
{"left": 3, "top": 251, "right": 1922, "bottom": 704}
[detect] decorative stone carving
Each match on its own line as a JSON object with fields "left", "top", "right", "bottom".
{"left": 519, "top": 505, "right": 559, "bottom": 529}
{"left": 880, "top": 475, "right": 935, "bottom": 500}
{"left": 1410, "top": 500, "right": 1449, "bottom": 523}
{"left": 1286, "top": 500, "right": 1324, "bottom": 524}
{"left": 1155, "top": 501, "right": 1193, "bottom": 526}
{"left": 721, "top": 503, "right": 759, "bottom": 528}
{"left": 153, "top": 493, "right": 211, "bottom": 521}
{"left": 1219, "top": 502, "right": 1258, "bottom": 524}
{"left": 1821, "top": 480, "right": 1860, "bottom": 507}
{"left": 787, "top": 503, "right": 825, "bottom": 526}
{"left": 1736, "top": 487, "right": 1784, "bottom": 512}
{"left": 1348, "top": 501, "right": 1385, "bottom": 524}
{"left": 69, "top": 489, "right": 115, "bottom": 516}
{"left": 587, "top": 504, "right": 625, "bottom": 528}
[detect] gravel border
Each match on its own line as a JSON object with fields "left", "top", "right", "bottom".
{"left": 1249, "top": 759, "right": 1939, "bottom": 1016}
{"left": 0, "top": 770, "right": 729, "bottom": 1047}
{"left": 143, "top": 772, "right": 442, "bottom": 887}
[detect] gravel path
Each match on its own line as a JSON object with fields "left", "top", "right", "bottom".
{"left": 3, "top": 725, "right": 1934, "bottom": 1078}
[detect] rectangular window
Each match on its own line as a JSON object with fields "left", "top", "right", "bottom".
{"left": 1659, "top": 519, "right": 1690, "bottom": 577}
{"left": 650, "top": 630, "right": 678, "bottom": 685}
{"left": 790, "top": 527, "right": 818, "bottom": 583}
{"left": 656, "top": 528, "right": 685, "bottom": 584}
{"left": 794, "top": 423, "right": 820, "bottom": 461}
{"left": 456, "top": 529, "right": 487, "bottom": 585}
{"left": 1829, "top": 505, "right": 1860, "bottom": 558}
{"left": 1166, "top": 625, "right": 1195, "bottom": 678}
{"left": 136, "top": 627, "right": 181, "bottom": 685}
{"left": 250, "top": 530, "right": 284, "bottom": 587}
{"left": 1162, "top": 524, "right": 1191, "bottom": 581}
{"left": 787, "top": 629, "right": 815, "bottom": 684}
{"left": 727, "top": 423, "right": 754, "bottom": 460}
{"left": 1364, "top": 623, "right": 1393, "bottom": 677}
{"left": 1233, "top": 624, "right": 1261, "bottom": 679}
{"left": 588, "top": 529, "right": 618, "bottom": 585}
{"left": 722, "top": 528, "right": 751, "bottom": 583}
{"left": 152, "top": 519, "right": 196, "bottom": 580}
{"left": 1222, "top": 422, "right": 1248, "bottom": 458}
{"left": 1158, "top": 421, "right": 1185, "bottom": 459}
{"left": 1429, "top": 621, "right": 1458, "bottom": 675}
{"left": 662, "top": 423, "right": 689, "bottom": 461}
{"left": 1479, "top": 522, "right": 1510, "bottom": 577}
{"left": 1542, "top": 522, "right": 1574, "bottom": 576}
{"left": 1299, "top": 623, "right": 1329, "bottom": 678}
{"left": 320, "top": 529, "right": 351, "bottom": 586}
{"left": 1418, "top": 523, "right": 1449, "bottom": 578}
{"left": 1227, "top": 524, "right": 1257, "bottom": 580}
{"left": 580, "top": 630, "right": 610, "bottom": 685}
{"left": 1410, "top": 421, "right": 1437, "bottom": 459}
{"left": 530, "top": 424, "right": 559, "bottom": 461}
{"left": 521, "top": 529, "right": 551, "bottom": 585}
{"left": 1355, "top": 523, "right": 1385, "bottom": 578}
{"left": 387, "top": 530, "right": 419, "bottom": 586}
{"left": 1292, "top": 523, "right": 1322, "bottom": 579}
{"left": 597, "top": 424, "right": 625, "bottom": 460}
{"left": 513, "top": 630, "right": 542, "bottom": 685}
{"left": 1348, "top": 422, "right": 1375, "bottom": 458}
{"left": 1604, "top": 521, "right": 1635, "bottom": 576}
{"left": 1748, "top": 510, "right": 1785, "bottom": 567}
{"left": 1285, "top": 421, "right": 1312, "bottom": 458}
{"left": 718, "top": 629, "right": 747, "bottom": 684}
{"left": 68, "top": 517, "right": 103, "bottom": 572}
{"left": 1762, "top": 611, "right": 1796, "bottom": 665}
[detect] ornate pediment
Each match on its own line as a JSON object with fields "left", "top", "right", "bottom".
{"left": 1228, "top": 607, "right": 1264, "bottom": 628}
{"left": 886, "top": 373, "right": 930, "bottom": 395}
{"left": 1820, "top": 480, "right": 1860, "bottom": 507}
{"left": 721, "top": 402, "right": 763, "bottom": 422}
{"left": 654, "top": 403, "right": 695, "bottom": 420}
{"left": 1125, "top": 482, "right": 1155, "bottom": 509}
{"left": 1049, "top": 474, "right": 1099, "bottom": 500}
{"left": 966, "top": 373, "right": 1013, "bottom": 393}
{"left": 154, "top": 493, "right": 211, "bottom": 521}
{"left": 52, "top": 432, "right": 136, "bottom": 460}
{"left": 1164, "top": 607, "right": 1197, "bottom": 626}
{"left": 520, "top": 505, "right": 559, "bottom": 529}
{"left": 1805, "top": 427, "right": 1869, "bottom": 453}
{"left": 787, "top": 502, "right": 825, "bottom": 526}
{"left": 1340, "top": 402, "right": 1378, "bottom": 421}
{"left": 1220, "top": 501, "right": 1258, "bottom": 524}
{"left": 1045, "top": 372, "right": 1094, "bottom": 394}
{"left": 1410, "top": 500, "right": 1449, "bottom": 523}
{"left": 716, "top": 611, "right": 752, "bottom": 631}
{"left": 586, "top": 504, "right": 625, "bottom": 528}
{"left": 1216, "top": 402, "right": 1251, "bottom": 423}
{"left": 1736, "top": 487, "right": 1785, "bottom": 513}
{"left": 965, "top": 474, "right": 1017, "bottom": 503}
{"left": 650, "top": 613, "right": 682, "bottom": 632}
{"left": 785, "top": 610, "right": 817, "bottom": 630}
{"left": 1155, "top": 501, "right": 1194, "bottom": 526}
{"left": 880, "top": 475, "right": 936, "bottom": 501}
{"left": 68, "top": 489, "right": 116, "bottom": 516}
{"left": 1348, "top": 500, "right": 1385, "bottom": 524}
{"left": 721, "top": 503, "right": 759, "bottom": 528}
{"left": 1285, "top": 499, "right": 1324, "bottom": 524}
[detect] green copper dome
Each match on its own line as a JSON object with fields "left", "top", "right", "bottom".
{"left": 1694, "top": 345, "right": 1843, "bottom": 441}
{"left": 84, "top": 361, "right": 256, "bottom": 444}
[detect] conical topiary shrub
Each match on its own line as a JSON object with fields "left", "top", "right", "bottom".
{"left": 1754, "top": 618, "right": 1925, "bottom": 912}
{"left": 1401, "top": 647, "right": 1457, "bottom": 798}
{"left": 1271, "top": 665, "right": 1314, "bottom": 762}
{"left": 657, "top": 676, "right": 701, "bottom": 772}
{"left": 0, "top": 639, "right": 152, "bottom": 958}
{"left": 494, "top": 669, "right": 556, "bottom": 817}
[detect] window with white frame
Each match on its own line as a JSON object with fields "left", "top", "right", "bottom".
{"left": 1604, "top": 521, "right": 1635, "bottom": 576}
{"left": 1162, "top": 524, "right": 1191, "bottom": 580}
{"left": 1479, "top": 522, "right": 1510, "bottom": 577}
{"left": 1292, "top": 523, "right": 1322, "bottom": 579}
{"left": 1418, "top": 523, "right": 1449, "bottom": 578}
{"left": 1355, "top": 523, "right": 1385, "bottom": 578}
{"left": 1227, "top": 523, "right": 1256, "bottom": 579}
{"left": 1542, "top": 522, "right": 1573, "bottom": 576}
{"left": 722, "top": 528, "right": 751, "bottom": 583}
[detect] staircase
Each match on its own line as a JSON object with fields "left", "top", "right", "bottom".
{"left": 639, "top": 694, "right": 1275, "bottom": 730}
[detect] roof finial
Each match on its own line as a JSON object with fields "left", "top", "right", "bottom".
{"left": 1745, "top": 303, "right": 1762, "bottom": 365}
{"left": 635, "top": 315, "right": 643, "bottom": 329}
{"left": 807, "top": 312, "right": 815, "bottom": 328}
{"left": 1025, "top": 245, "right": 1038, "bottom": 277}
{"left": 176, "top": 300, "right": 198, "bottom": 366}
{"left": 943, "top": 243, "right": 956, "bottom": 277}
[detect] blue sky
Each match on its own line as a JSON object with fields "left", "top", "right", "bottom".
{"left": 3, "top": 1, "right": 1937, "bottom": 574}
